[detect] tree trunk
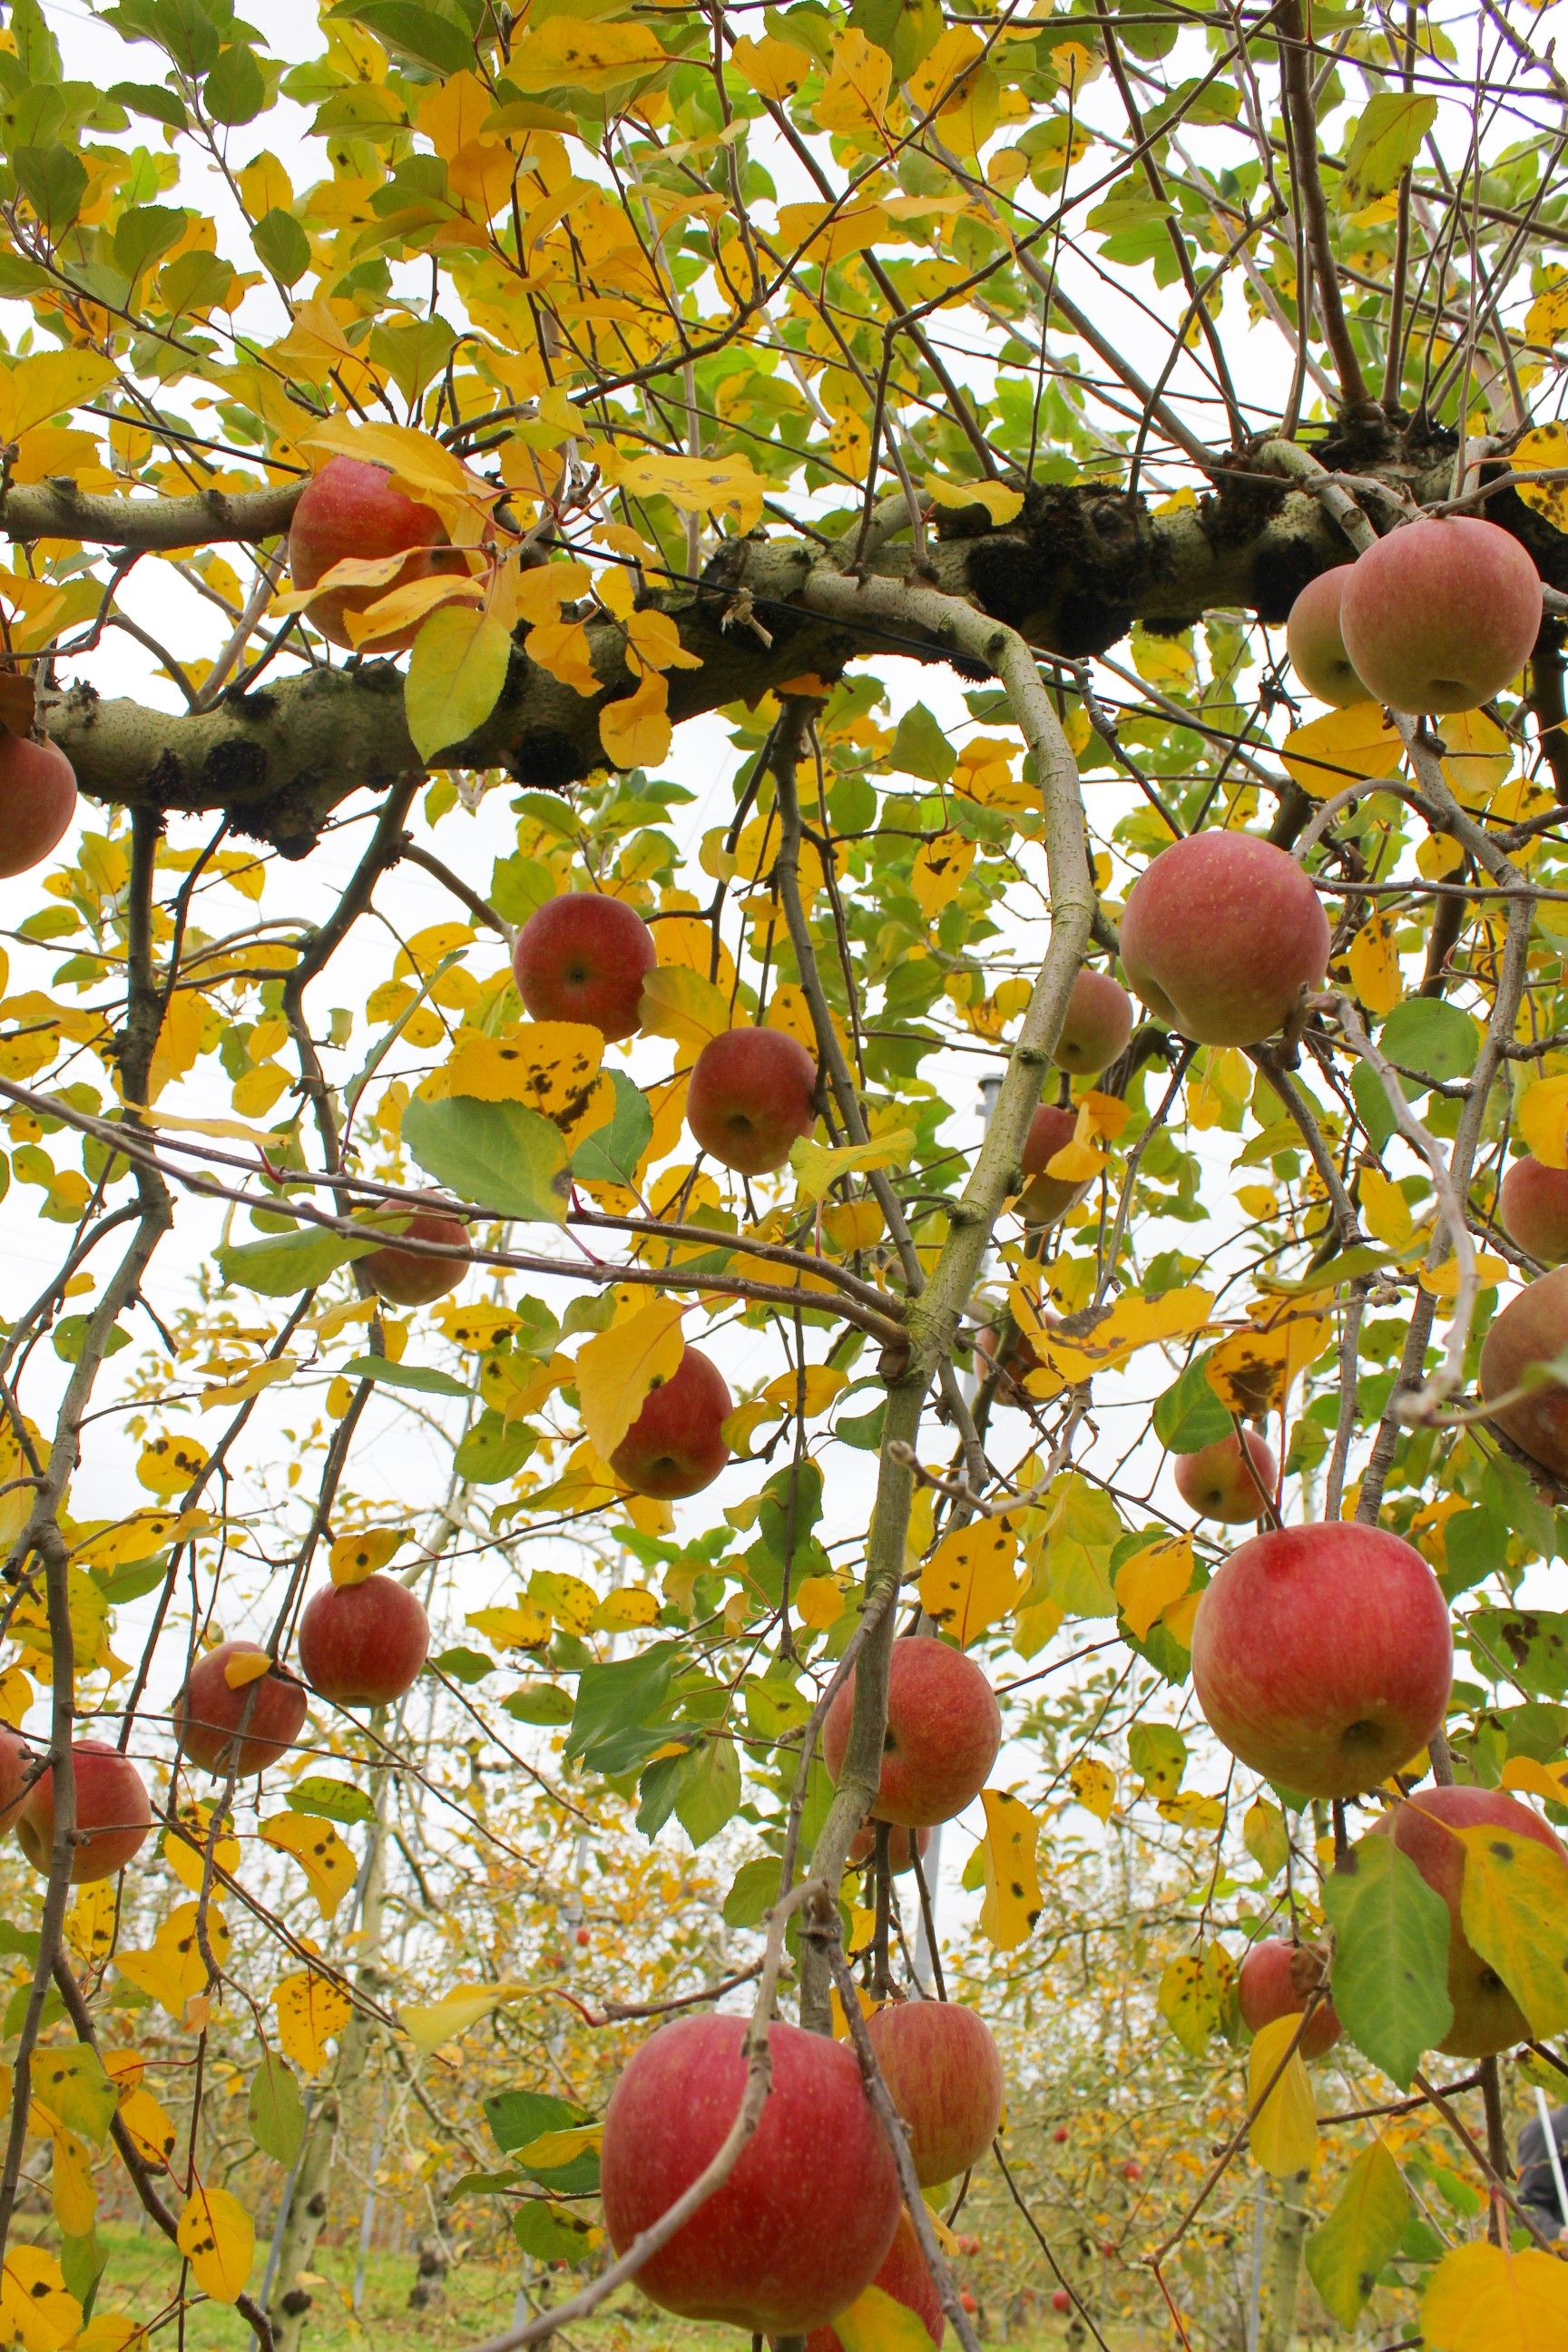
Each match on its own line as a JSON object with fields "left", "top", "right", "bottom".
{"left": 1259, "top": 2170, "right": 1309, "bottom": 2352}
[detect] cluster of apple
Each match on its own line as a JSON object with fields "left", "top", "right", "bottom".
{"left": 596, "top": 1632, "right": 1006, "bottom": 2342}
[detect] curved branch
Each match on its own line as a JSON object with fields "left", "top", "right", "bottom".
{"left": 3, "top": 475, "right": 301, "bottom": 551}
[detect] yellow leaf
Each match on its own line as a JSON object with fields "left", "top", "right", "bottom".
{"left": 272, "top": 1969, "right": 352, "bottom": 2075}
{"left": 1158, "top": 1946, "right": 1235, "bottom": 2056}
{"left": 576, "top": 1300, "right": 687, "bottom": 1464}
{"left": 638, "top": 967, "right": 739, "bottom": 1053}
{"left": 1068, "top": 1756, "right": 1116, "bottom": 1821}
{"left": 525, "top": 613, "right": 601, "bottom": 696}
{"left": 406, "top": 603, "right": 513, "bottom": 763}
{"left": 43, "top": 2120, "right": 94, "bottom": 2237}
{"left": 925, "top": 475, "right": 1025, "bottom": 526}
{"left": 1114, "top": 1536, "right": 1194, "bottom": 1640}
{"left": 1281, "top": 705, "right": 1403, "bottom": 799}
{"left": 1518, "top": 1074, "right": 1568, "bottom": 1171}
{"left": 1423, "top": 2240, "right": 1568, "bottom": 2351}
{"left": 223, "top": 1650, "right": 270, "bottom": 1689}
{"left": 794, "top": 1575, "right": 846, "bottom": 1630}
{"left": 1417, "top": 832, "right": 1465, "bottom": 879}
{"left": 177, "top": 2183, "right": 254, "bottom": 2305}
{"left": 1418, "top": 1251, "right": 1506, "bottom": 1299}
{"left": 0, "top": 2247, "right": 80, "bottom": 2352}
{"left": 815, "top": 27, "right": 889, "bottom": 136}
{"left": 833, "top": 2283, "right": 945, "bottom": 2352}
{"left": 113, "top": 1904, "right": 230, "bottom": 2021}
{"left": 299, "top": 417, "right": 478, "bottom": 507}
{"left": 1437, "top": 708, "right": 1514, "bottom": 808}
{"left": 1038, "top": 1286, "right": 1216, "bottom": 1384}
{"left": 429, "top": 1020, "right": 603, "bottom": 1118}
{"left": 919, "top": 1520, "right": 1020, "bottom": 1645}
{"left": 162, "top": 1802, "right": 240, "bottom": 1897}
{"left": 599, "top": 671, "right": 671, "bottom": 770}
{"left": 1513, "top": 422, "right": 1568, "bottom": 538}
{"left": 415, "top": 66, "right": 492, "bottom": 160}
{"left": 729, "top": 32, "right": 812, "bottom": 98}
{"left": 1347, "top": 914, "right": 1404, "bottom": 1015}
{"left": 602, "top": 450, "right": 767, "bottom": 535}
{"left": 791, "top": 1131, "right": 913, "bottom": 1204}
{"left": 466, "top": 1602, "right": 551, "bottom": 1651}
{"left": 135, "top": 1433, "right": 209, "bottom": 1498}
{"left": 528, "top": 1570, "right": 602, "bottom": 1635}
{"left": 0, "top": 351, "right": 115, "bottom": 443}
{"left": 1454, "top": 1816, "right": 1568, "bottom": 2038}
{"left": 1206, "top": 1308, "right": 1328, "bottom": 1418}
{"left": 589, "top": 1587, "right": 660, "bottom": 1632}
{"left": 1500, "top": 1755, "right": 1568, "bottom": 1807}
{"left": 1248, "top": 2014, "right": 1318, "bottom": 2177}
{"left": 64, "top": 1884, "right": 116, "bottom": 1968}
{"left": 260, "top": 1815, "right": 357, "bottom": 1922}
{"left": 978, "top": 1788, "right": 1042, "bottom": 1951}
{"left": 504, "top": 15, "right": 666, "bottom": 96}
{"left": 1360, "top": 1166, "right": 1414, "bottom": 1249}
{"left": 117, "top": 2083, "right": 179, "bottom": 2172}
{"left": 513, "top": 2123, "right": 603, "bottom": 2169}
{"left": 910, "top": 832, "right": 975, "bottom": 921}
{"left": 329, "top": 1526, "right": 407, "bottom": 1587}
{"left": 399, "top": 1982, "right": 530, "bottom": 2053}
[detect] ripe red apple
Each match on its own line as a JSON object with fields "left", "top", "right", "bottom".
{"left": 1338, "top": 517, "right": 1543, "bottom": 714}
{"left": 359, "top": 1200, "right": 470, "bottom": 1308}
{"left": 805, "top": 2210, "right": 943, "bottom": 2352}
{"left": 0, "top": 1729, "right": 36, "bottom": 1835}
{"left": 848, "top": 1821, "right": 932, "bottom": 1874}
{"left": 174, "top": 1641, "right": 308, "bottom": 1776}
{"left": 1499, "top": 1156, "right": 1568, "bottom": 1266}
{"left": 955, "top": 2235, "right": 980, "bottom": 2258}
{"left": 1016, "top": 1104, "right": 1093, "bottom": 1226}
{"left": 1121, "top": 2160, "right": 1142, "bottom": 2182}
{"left": 824, "top": 1639, "right": 1001, "bottom": 1828}
{"left": 975, "top": 1320, "right": 1046, "bottom": 1395}
{"left": 1285, "top": 570, "right": 1370, "bottom": 707}
{"left": 600, "top": 2014, "right": 900, "bottom": 2333}
{"left": 512, "top": 894, "right": 657, "bottom": 1042}
{"left": 297, "top": 1573, "right": 429, "bottom": 1707}
{"left": 16, "top": 1740, "right": 152, "bottom": 1884}
{"left": 574, "top": 1926, "right": 590, "bottom": 1947}
{"left": 0, "top": 733, "right": 76, "bottom": 878}
{"left": 1051, "top": 2126, "right": 1069, "bottom": 2145}
{"left": 1173, "top": 1430, "right": 1278, "bottom": 1523}
{"left": 1120, "top": 831, "right": 1329, "bottom": 1048}
{"left": 1052, "top": 2288, "right": 1073, "bottom": 2315}
{"left": 1373, "top": 1785, "right": 1565, "bottom": 2054}
{"left": 1189, "top": 1523, "right": 1452, "bottom": 1798}
{"left": 866, "top": 2002, "right": 1004, "bottom": 2186}
{"left": 1238, "top": 1938, "right": 1341, "bottom": 2060}
{"left": 1053, "top": 970, "right": 1133, "bottom": 1076}
{"left": 1479, "top": 1266, "right": 1568, "bottom": 1476}
{"left": 687, "top": 1028, "right": 818, "bottom": 1176}
{"left": 289, "top": 455, "right": 465, "bottom": 654}
{"left": 610, "top": 1345, "right": 731, "bottom": 1498}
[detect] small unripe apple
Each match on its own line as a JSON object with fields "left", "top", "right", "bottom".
{"left": 601, "top": 2014, "right": 900, "bottom": 2333}
{"left": 1017, "top": 1104, "right": 1091, "bottom": 1226}
{"left": 1052, "top": 2288, "right": 1073, "bottom": 2315}
{"left": 805, "top": 2210, "right": 943, "bottom": 2352}
{"left": 1173, "top": 1430, "right": 1277, "bottom": 1523}
{"left": 512, "top": 894, "right": 658, "bottom": 1042}
{"left": 174, "top": 1641, "right": 308, "bottom": 1775}
{"left": 610, "top": 1345, "right": 731, "bottom": 1498}
{"left": 0, "top": 1729, "right": 36, "bottom": 1834}
{"left": 1285, "top": 571, "right": 1370, "bottom": 707}
{"left": 866, "top": 2001, "right": 1004, "bottom": 2186}
{"left": 1499, "top": 1156, "right": 1568, "bottom": 1265}
{"left": 824, "top": 1638, "right": 1001, "bottom": 1827}
{"left": 359, "top": 1200, "right": 470, "bottom": 1308}
{"left": 1338, "top": 516, "right": 1543, "bottom": 714}
{"left": 1053, "top": 969, "right": 1133, "bottom": 1076}
{"left": 0, "top": 733, "right": 77, "bottom": 877}
{"left": 687, "top": 1027, "right": 818, "bottom": 1176}
{"left": 1373, "top": 1785, "right": 1565, "bottom": 2054}
{"left": 297, "top": 1573, "right": 430, "bottom": 1707}
{"left": 1479, "top": 1266, "right": 1568, "bottom": 1477}
{"left": 289, "top": 455, "right": 464, "bottom": 654}
{"left": 1190, "top": 1522, "right": 1451, "bottom": 1798}
{"left": 16, "top": 1740, "right": 152, "bottom": 1883}
{"left": 1238, "top": 1938, "right": 1341, "bottom": 2059}
{"left": 848, "top": 1821, "right": 932, "bottom": 1874}
{"left": 1120, "top": 831, "right": 1330, "bottom": 1048}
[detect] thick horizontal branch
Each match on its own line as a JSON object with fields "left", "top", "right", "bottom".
{"left": 4, "top": 475, "right": 301, "bottom": 551}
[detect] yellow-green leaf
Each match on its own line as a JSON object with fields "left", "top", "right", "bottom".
{"left": 400, "top": 1981, "right": 530, "bottom": 2053}
{"left": 1248, "top": 2013, "right": 1318, "bottom": 2177}
{"left": 833, "top": 2280, "right": 943, "bottom": 2352}
{"left": 1157, "top": 1946, "right": 1234, "bottom": 2056}
{"left": 1113, "top": 1534, "right": 1193, "bottom": 1641}
{"left": 1455, "top": 1816, "right": 1568, "bottom": 2038}
{"left": 1306, "top": 2139, "right": 1409, "bottom": 2329}
{"left": 790, "top": 1131, "right": 914, "bottom": 1203}
{"left": 406, "top": 603, "right": 512, "bottom": 761}
{"left": 575, "top": 1300, "right": 686, "bottom": 1465}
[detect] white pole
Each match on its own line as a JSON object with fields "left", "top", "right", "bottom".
{"left": 1535, "top": 2087, "right": 1568, "bottom": 2231}
{"left": 913, "top": 1825, "right": 944, "bottom": 1990}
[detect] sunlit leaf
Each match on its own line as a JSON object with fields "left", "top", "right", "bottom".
{"left": 1247, "top": 2014, "right": 1318, "bottom": 2177}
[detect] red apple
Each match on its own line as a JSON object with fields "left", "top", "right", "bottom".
{"left": 1499, "top": 1156, "right": 1568, "bottom": 1266}
{"left": 806, "top": 2210, "right": 943, "bottom": 2352}
{"left": 1173, "top": 1430, "right": 1278, "bottom": 1523}
{"left": 0, "top": 1728, "right": 35, "bottom": 1836}
{"left": 824, "top": 1639, "right": 1001, "bottom": 1828}
{"left": 359, "top": 1200, "right": 470, "bottom": 1308}
{"left": 1238, "top": 1938, "right": 1341, "bottom": 2060}
{"left": 1189, "top": 1523, "right": 1452, "bottom": 1798}
{"left": 1053, "top": 970, "right": 1133, "bottom": 1076}
{"left": 687, "top": 1027, "right": 818, "bottom": 1177}
{"left": 297, "top": 1573, "right": 429, "bottom": 1707}
{"left": 0, "top": 733, "right": 76, "bottom": 877}
{"left": 1016, "top": 1104, "right": 1093, "bottom": 1226}
{"left": 1121, "top": 2160, "right": 1142, "bottom": 2182}
{"left": 1373, "top": 1785, "right": 1565, "bottom": 2054}
{"left": 975, "top": 1320, "right": 1046, "bottom": 1396}
{"left": 866, "top": 2002, "right": 1004, "bottom": 2186}
{"left": 959, "top": 2293, "right": 977, "bottom": 2317}
{"left": 289, "top": 455, "right": 465, "bottom": 654}
{"left": 610, "top": 1345, "right": 731, "bottom": 1498}
{"left": 16, "top": 1740, "right": 152, "bottom": 1884}
{"left": 1119, "top": 831, "right": 1330, "bottom": 1048}
{"left": 1051, "top": 2288, "right": 1073, "bottom": 2315}
{"left": 848, "top": 1821, "right": 932, "bottom": 1874}
{"left": 174, "top": 1642, "right": 308, "bottom": 1775}
{"left": 512, "top": 894, "right": 657, "bottom": 1043}
{"left": 1285, "top": 571, "right": 1370, "bottom": 707}
{"left": 956, "top": 2236, "right": 980, "bottom": 2258}
{"left": 1479, "top": 1267, "right": 1568, "bottom": 1477}
{"left": 1051, "top": 2126, "right": 1069, "bottom": 2144}
{"left": 600, "top": 2014, "right": 900, "bottom": 2333}
{"left": 1338, "top": 517, "right": 1542, "bottom": 714}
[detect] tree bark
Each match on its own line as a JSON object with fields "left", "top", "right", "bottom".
{"left": 1259, "top": 2170, "right": 1309, "bottom": 2352}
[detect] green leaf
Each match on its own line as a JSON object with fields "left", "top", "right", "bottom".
{"left": 566, "top": 1642, "right": 681, "bottom": 1773}
{"left": 572, "top": 1071, "right": 652, "bottom": 1190}
{"left": 1128, "top": 1722, "right": 1187, "bottom": 1799}
{"left": 1466, "top": 1608, "right": 1568, "bottom": 1700}
{"left": 1152, "top": 1350, "right": 1232, "bottom": 1453}
{"left": 93, "top": 1554, "right": 171, "bottom": 1606}
{"left": 673, "top": 1734, "right": 741, "bottom": 1848}
{"left": 1351, "top": 1058, "right": 1398, "bottom": 1152}
{"left": 31, "top": 2044, "right": 117, "bottom": 2146}
{"left": 14, "top": 144, "right": 87, "bottom": 231}
{"left": 430, "top": 1645, "right": 494, "bottom": 1684}
{"left": 489, "top": 852, "right": 557, "bottom": 927}
{"left": 112, "top": 203, "right": 185, "bottom": 286}
{"left": 1324, "top": 1833, "right": 1453, "bottom": 2089}
{"left": 334, "top": 0, "right": 475, "bottom": 74}
{"left": 1482, "top": 1454, "right": 1557, "bottom": 1560}
{"left": 454, "top": 1410, "right": 536, "bottom": 1485}
{"left": 1305, "top": 2139, "right": 1410, "bottom": 2328}
{"left": 890, "top": 701, "right": 954, "bottom": 784}
{"left": 157, "top": 247, "right": 234, "bottom": 318}
{"left": 512, "top": 2200, "right": 597, "bottom": 2263}
{"left": 724, "top": 1855, "right": 782, "bottom": 1930}
{"left": 203, "top": 41, "right": 267, "bottom": 122}
{"left": 58, "top": 2229, "right": 104, "bottom": 2309}
{"left": 342, "top": 1355, "right": 471, "bottom": 1397}
{"left": 248, "top": 2052, "right": 306, "bottom": 2168}
{"left": 108, "top": 79, "right": 190, "bottom": 129}
{"left": 286, "top": 1777, "right": 375, "bottom": 1826}
{"left": 1339, "top": 93, "right": 1437, "bottom": 210}
{"left": 216, "top": 1225, "right": 381, "bottom": 1296}
{"left": 500, "top": 1681, "right": 573, "bottom": 1726}
{"left": 401, "top": 1093, "right": 569, "bottom": 1226}
{"left": 485, "top": 2087, "right": 574, "bottom": 2156}
{"left": 1378, "top": 997, "right": 1476, "bottom": 1085}
{"left": 406, "top": 603, "right": 513, "bottom": 761}
{"left": 252, "top": 206, "right": 311, "bottom": 287}
{"left": 368, "top": 315, "right": 457, "bottom": 406}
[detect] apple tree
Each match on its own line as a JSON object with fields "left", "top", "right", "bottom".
{"left": 1, "top": 0, "right": 1568, "bottom": 2343}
